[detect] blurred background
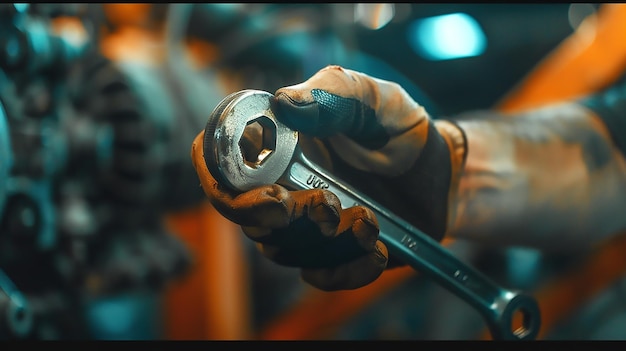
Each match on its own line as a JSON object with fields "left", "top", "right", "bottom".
{"left": 1, "top": 2, "right": 626, "bottom": 340}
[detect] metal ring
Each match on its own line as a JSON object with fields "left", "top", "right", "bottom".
{"left": 203, "top": 89, "right": 298, "bottom": 192}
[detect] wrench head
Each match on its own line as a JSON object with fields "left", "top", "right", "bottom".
{"left": 490, "top": 291, "right": 541, "bottom": 340}
{"left": 203, "top": 89, "right": 298, "bottom": 192}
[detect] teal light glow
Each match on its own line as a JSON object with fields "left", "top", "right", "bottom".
{"left": 407, "top": 12, "right": 487, "bottom": 61}
{"left": 13, "top": 3, "right": 29, "bottom": 13}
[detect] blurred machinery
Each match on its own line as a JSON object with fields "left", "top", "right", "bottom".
{"left": 0, "top": 3, "right": 195, "bottom": 339}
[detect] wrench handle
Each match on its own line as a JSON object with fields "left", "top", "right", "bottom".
{"left": 280, "top": 148, "right": 540, "bottom": 341}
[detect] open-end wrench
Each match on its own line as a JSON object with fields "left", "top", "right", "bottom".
{"left": 202, "top": 89, "right": 541, "bottom": 340}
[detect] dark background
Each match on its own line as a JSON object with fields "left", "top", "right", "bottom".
{"left": 353, "top": 3, "right": 582, "bottom": 115}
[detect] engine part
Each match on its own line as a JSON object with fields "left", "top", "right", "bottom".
{"left": 0, "top": 4, "right": 193, "bottom": 339}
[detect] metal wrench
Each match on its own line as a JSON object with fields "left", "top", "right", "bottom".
{"left": 203, "top": 89, "right": 541, "bottom": 340}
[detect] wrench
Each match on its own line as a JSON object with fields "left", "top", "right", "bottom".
{"left": 203, "top": 89, "right": 541, "bottom": 340}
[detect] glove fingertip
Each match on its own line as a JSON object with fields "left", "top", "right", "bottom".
{"left": 274, "top": 91, "right": 321, "bottom": 134}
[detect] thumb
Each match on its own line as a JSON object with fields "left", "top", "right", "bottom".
{"left": 274, "top": 65, "right": 426, "bottom": 150}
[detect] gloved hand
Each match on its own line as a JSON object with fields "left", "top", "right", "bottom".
{"left": 191, "top": 65, "right": 467, "bottom": 291}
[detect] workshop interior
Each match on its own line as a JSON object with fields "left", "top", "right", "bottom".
{"left": 1, "top": 3, "right": 626, "bottom": 340}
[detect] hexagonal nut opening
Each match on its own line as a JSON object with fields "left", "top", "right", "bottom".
{"left": 240, "top": 115, "right": 276, "bottom": 169}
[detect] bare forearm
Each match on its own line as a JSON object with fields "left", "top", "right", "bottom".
{"left": 448, "top": 102, "right": 626, "bottom": 251}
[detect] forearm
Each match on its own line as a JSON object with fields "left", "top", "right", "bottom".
{"left": 448, "top": 102, "right": 626, "bottom": 251}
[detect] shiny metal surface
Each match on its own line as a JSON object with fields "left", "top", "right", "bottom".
{"left": 203, "top": 90, "right": 298, "bottom": 192}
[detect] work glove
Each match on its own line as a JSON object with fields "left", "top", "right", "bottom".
{"left": 191, "top": 65, "right": 467, "bottom": 291}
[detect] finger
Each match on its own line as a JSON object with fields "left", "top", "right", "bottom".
{"left": 255, "top": 205, "right": 381, "bottom": 268}
{"left": 274, "top": 65, "right": 424, "bottom": 148}
{"left": 241, "top": 188, "right": 342, "bottom": 241}
{"left": 301, "top": 240, "right": 389, "bottom": 291}
{"left": 192, "top": 131, "right": 342, "bottom": 230}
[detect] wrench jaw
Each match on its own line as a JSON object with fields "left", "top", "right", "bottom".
{"left": 487, "top": 292, "right": 541, "bottom": 340}
{"left": 204, "top": 89, "right": 299, "bottom": 192}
